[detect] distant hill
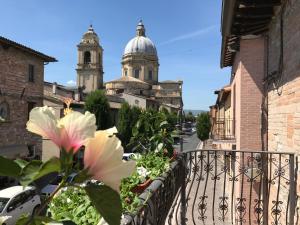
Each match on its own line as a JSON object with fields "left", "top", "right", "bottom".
{"left": 184, "top": 109, "right": 207, "bottom": 116}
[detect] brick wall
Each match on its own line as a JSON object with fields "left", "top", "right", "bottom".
{"left": 267, "top": 0, "right": 300, "bottom": 215}
{"left": 0, "top": 44, "right": 44, "bottom": 158}
{"left": 231, "top": 37, "right": 265, "bottom": 151}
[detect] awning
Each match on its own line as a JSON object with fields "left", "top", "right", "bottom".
{"left": 0, "top": 144, "right": 28, "bottom": 159}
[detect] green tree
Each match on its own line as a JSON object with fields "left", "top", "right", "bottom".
{"left": 84, "top": 90, "right": 111, "bottom": 130}
{"left": 130, "top": 106, "right": 141, "bottom": 129}
{"left": 160, "top": 108, "right": 177, "bottom": 132}
{"left": 129, "top": 109, "right": 174, "bottom": 155}
{"left": 117, "top": 103, "right": 141, "bottom": 150}
{"left": 196, "top": 112, "right": 211, "bottom": 141}
{"left": 117, "top": 102, "right": 132, "bottom": 149}
{"left": 185, "top": 111, "right": 195, "bottom": 123}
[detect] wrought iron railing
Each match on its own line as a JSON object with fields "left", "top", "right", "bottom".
{"left": 170, "top": 149, "right": 298, "bottom": 225}
{"left": 121, "top": 157, "right": 185, "bottom": 225}
{"left": 212, "top": 119, "right": 235, "bottom": 140}
{"left": 121, "top": 149, "right": 298, "bottom": 225}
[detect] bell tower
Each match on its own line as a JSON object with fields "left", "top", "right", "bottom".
{"left": 76, "top": 25, "right": 104, "bottom": 93}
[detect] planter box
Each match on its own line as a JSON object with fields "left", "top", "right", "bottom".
{"left": 131, "top": 179, "right": 152, "bottom": 194}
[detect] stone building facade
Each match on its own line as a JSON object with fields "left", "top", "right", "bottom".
{"left": 74, "top": 23, "right": 182, "bottom": 112}
{"left": 122, "top": 21, "right": 159, "bottom": 85}
{"left": 209, "top": 85, "right": 235, "bottom": 150}
{"left": 105, "top": 21, "right": 183, "bottom": 112}
{"left": 76, "top": 25, "right": 104, "bottom": 93}
{"left": 0, "top": 36, "right": 56, "bottom": 159}
{"left": 267, "top": 0, "right": 300, "bottom": 155}
{"left": 218, "top": 0, "right": 300, "bottom": 223}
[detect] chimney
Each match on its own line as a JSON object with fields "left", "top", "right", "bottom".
{"left": 52, "top": 82, "right": 57, "bottom": 94}
{"left": 75, "top": 92, "right": 80, "bottom": 102}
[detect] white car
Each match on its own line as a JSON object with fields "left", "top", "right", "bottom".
{"left": 0, "top": 186, "right": 41, "bottom": 225}
{"left": 41, "top": 173, "right": 77, "bottom": 196}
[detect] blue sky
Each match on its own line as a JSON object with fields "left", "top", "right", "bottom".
{"left": 0, "top": 0, "right": 230, "bottom": 110}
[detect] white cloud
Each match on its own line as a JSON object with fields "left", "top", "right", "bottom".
{"left": 159, "top": 25, "right": 217, "bottom": 46}
{"left": 66, "top": 80, "right": 76, "bottom": 86}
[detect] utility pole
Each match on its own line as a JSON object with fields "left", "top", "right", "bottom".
{"left": 179, "top": 82, "right": 183, "bottom": 153}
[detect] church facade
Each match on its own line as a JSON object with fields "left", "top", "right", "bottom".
{"left": 76, "top": 21, "right": 183, "bottom": 112}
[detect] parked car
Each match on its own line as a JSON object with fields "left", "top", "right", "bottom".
{"left": 41, "top": 173, "right": 77, "bottom": 197}
{"left": 182, "top": 122, "right": 193, "bottom": 134}
{"left": 123, "top": 153, "right": 136, "bottom": 161}
{"left": 0, "top": 186, "right": 41, "bottom": 225}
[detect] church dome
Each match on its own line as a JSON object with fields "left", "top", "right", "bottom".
{"left": 123, "top": 21, "right": 157, "bottom": 56}
{"left": 81, "top": 25, "right": 99, "bottom": 44}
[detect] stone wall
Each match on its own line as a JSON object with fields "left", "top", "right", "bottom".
{"left": 0, "top": 44, "right": 44, "bottom": 158}
{"left": 266, "top": 0, "right": 300, "bottom": 212}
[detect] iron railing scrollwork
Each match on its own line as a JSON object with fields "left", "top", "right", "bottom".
{"left": 121, "top": 156, "right": 185, "bottom": 225}
{"left": 169, "top": 149, "right": 298, "bottom": 225}
{"left": 121, "top": 149, "right": 298, "bottom": 225}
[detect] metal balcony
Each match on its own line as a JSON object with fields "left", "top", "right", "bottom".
{"left": 122, "top": 149, "right": 298, "bottom": 225}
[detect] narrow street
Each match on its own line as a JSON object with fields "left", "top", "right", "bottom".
{"left": 174, "top": 133, "right": 201, "bottom": 152}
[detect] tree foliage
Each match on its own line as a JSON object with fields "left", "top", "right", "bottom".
{"left": 185, "top": 111, "right": 196, "bottom": 123}
{"left": 84, "top": 90, "right": 111, "bottom": 130}
{"left": 128, "top": 109, "right": 174, "bottom": 156}
{"left": 117, "top": 103, "right": 141, "bottom": 150}
{"left": 160, "top": 107, "right": 178, "bottom": 131}
{"left": 196, "top": 112, "right": 211, "bottom": 141}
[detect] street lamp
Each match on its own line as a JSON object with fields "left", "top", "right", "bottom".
{"left": 178, "top": 81, "right": 183, "bottom": 153}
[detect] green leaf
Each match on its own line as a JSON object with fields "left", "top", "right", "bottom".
{"left": 36, "top": 157, "right": 61, "bottom": 180}
{"left": 20, "top": 160, "right": 43, "bottom": 186}
{"left": 73, "top": 168, "right": 91, "bottom": 183}
{"left": 20, "top": 157, "right": 61, "bottom": 186}
{"left": 60, "top": 149, "right": 74, "bottom": 174}
{"left": 16, "top": 215, "right": 53, "bottom": 225}
{"left": 14, "top": 159, "right": 29, "bottom": 169}
{"left": 85, "top": 184, "right": 122, "bottom": 225}
{"left": 16, "top": 215, "right": 77, "bottom": 225}
{"left": 0, "top": 156, "right": 21, "bottom": 178}
{"left": 160, "top": 121, "right": 168, "bottom": 127}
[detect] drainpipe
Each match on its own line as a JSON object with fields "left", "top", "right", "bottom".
{"left": 52, "top": 82, "right": 57, "bottom": 95}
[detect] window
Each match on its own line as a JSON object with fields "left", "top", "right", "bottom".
{"left": 124, "top": 69, "right": 128, "bottom": 76}
{"left": 134, "top": 69, "right": 140, "bottom": 79}
{"left": 0, "top": 101, "right": 9, "bottom": 121}
{"left": 23, "top": 190, "right": 35, "bottom": 202}
{"left": 27, "top": 102, "right": 36, "bottom": 120}
{"left": 7, "top": 194, "right": 24, "bottom": 212}
{"left": 0, "top": 198, "right": 9, "bottom": 213}
{"left": 28, "top": 64, "right": 34, "bottom": 82}
{"left": 27, "top": 145, "right": 36, "bottom": 158}
{"left": 84, "top": 51, "right": 91, "bottom": 64}
{"left": 148, "top": 70, "right": 153, "bottom": 80}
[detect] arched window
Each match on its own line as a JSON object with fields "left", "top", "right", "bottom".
{"left": 148, "top": 70, "right": 153, "bottom": 80}
{"left": 84, "top": 51, "right": 91, "bottom": 64}
{"left": 134, "top": 69, "right": 140, "bottom": 79}
{"left": 0, "top": 101, "right": 9, "bottom": 121}
{"left": 124, "top": 69, "right": 128, "bottom": 76}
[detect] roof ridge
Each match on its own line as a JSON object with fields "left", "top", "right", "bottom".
{"left": 0, "top": 36, "right": 57, "bottom": 62}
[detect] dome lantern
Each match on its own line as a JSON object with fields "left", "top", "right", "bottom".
{"left": 123, "top": 21, "right": 157, "bottom": 56}
{"left": 136, "top": 20, "right": 146, "bottom": 37}
{"left": 80, "top": 24, "right": 99, "bottom": 45}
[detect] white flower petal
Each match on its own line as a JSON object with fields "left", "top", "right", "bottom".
{"left": 26, "top": 106, "right": 60, "bottom": 146}
{"left": 58, "top": 111, "right": 96, "bottom": 151}
{"left": 84, "top": 129, "right": 136, "bottom": 192}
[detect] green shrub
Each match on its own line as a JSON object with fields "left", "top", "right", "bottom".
{"left": 117, "top": 103, "right": 141, "bottom": 150}
{"left": 49, "top": 187, "right": 101, "bottom": 225}
{"left": 84, "top": 90, "right": 111, "bottom": 130}
{"left": 196, "top": 112, "right": 210, "bottom": 141}
{"left": 129, "top": 109, "right": 174, "bottom": 155}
